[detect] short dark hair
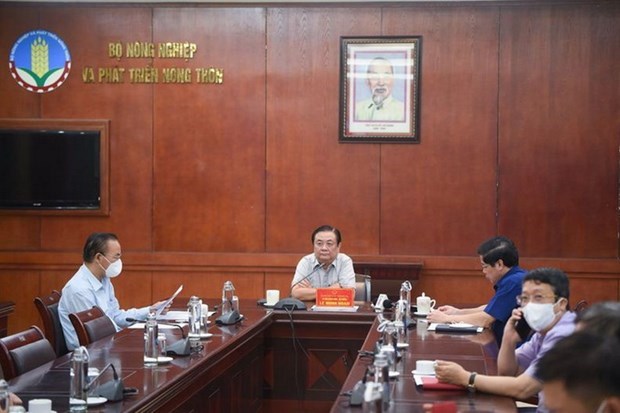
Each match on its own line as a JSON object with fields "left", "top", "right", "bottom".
{"left": 575, "top": 301, "right": 620, "bottom": 340}
{"left": 523, "top": 267, "right": 570, "bottom": 303}
{"left": 477, "top": 236, "right": 519, "bottom": 267}
{"left": 536, "top": 332, "right": 620, "bottom": 410}
{"left": 83, "top": 232, "right": 119, "bottom": 262}
{"left": 311, "top": 225, "right": 342, "bottom": 245}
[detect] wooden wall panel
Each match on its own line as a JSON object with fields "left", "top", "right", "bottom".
{"left": 0, "top": 270, "right": 40, "bottom": 334}
{"left": 32, "top": 7, "right": 154, "bottom": 252}
{"left": 265, "top": 8, "right": 383, "bottom": 254}
{"left": 0, "top": 2, "right": 618, "bottom": 336}
{"left": 498, "top": 5, "right": 620, "bottom": 258}
{"left": 0, "top": 6, "right": 40, "bottom": 118}
{"left": 0, "top": 7, "right": 43, "bottom": 251}
{"left": 152, "top": 8, "right": 267, "bottom": 252}
{"left": 380, "top": 7, "right": 500, "bottom": 256}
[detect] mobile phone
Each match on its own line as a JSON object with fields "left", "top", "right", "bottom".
{"left": 515, "top": 317, "right": 532, "bottom": 341}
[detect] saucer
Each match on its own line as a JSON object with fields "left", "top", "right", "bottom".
{"left": 262, "top": 302, "right": 277, "bottom": 308}
{"left": 413, "top": 311, "right": 429, "bottom": 317}
{"left": 157, "top": 356, "right": 173, "bottom": 364}
{"left": 188, "top": 332, "right": 213, "bottom": 339}
{"left": 396, "top": 342, "right": 409, "bottom": 348}
{"left": 412, "top": 369, "right": 435, "bottom": 376}
{"left": 87, "top": 396, "right": 107, "bottom": 406}
{"left": 388, "top": 370, "right": 400, "bottom": 378}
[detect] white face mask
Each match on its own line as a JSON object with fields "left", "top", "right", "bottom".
{"left": 100, "top": 256, "right": 122, "bottom": 278}
{"left": 522, "top": 302, "right": 556, "bottom": 332}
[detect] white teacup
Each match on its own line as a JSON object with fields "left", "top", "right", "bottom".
{"left": 416, "top": 292, "right": 436, "bottom": 314}
{"left": 266, "top": 289, "right": 280, "bottom": 306}
{"left": 28, "top": 399, "right": 53, "bottom": 413}
{"left": 415, "top": 359, "right": 436, "bottom": 375}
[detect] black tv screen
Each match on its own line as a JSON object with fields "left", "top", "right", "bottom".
{"left": 0, "top": 129, "right": 101, "bottom": 209}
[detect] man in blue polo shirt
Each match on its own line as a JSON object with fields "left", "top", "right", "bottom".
{"left": 427, "top": 236, "right": 527, "bottom": 345}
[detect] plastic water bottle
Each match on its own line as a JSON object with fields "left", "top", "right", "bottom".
{"left": 144, "top": 312, "right": 159, "bottom": 366}
{"left": 188, "top": 296, "right": 202, "bottom": 336}
{"left": 69, "top": 346, "right": 89, "bottom": 412}
{"left": 363, "top": 353, "right": 389, "bottom": 412}
{"left": 221, "top": 281, "right": 235, "bottom": 315}
{"left": 0, "top": 379, "right": 10, "bottom": 412}
{"left": 394, "top": 299, "right": 408, "bottom": 347}
{"left": 399, "top": 280, "right": 412, "bottom": 322}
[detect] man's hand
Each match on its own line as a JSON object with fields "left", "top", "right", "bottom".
{"left": 427, "top": 309, "right": 451, "bottom": 324}
{"left": 436, "top": 305, "right": 459, "bottom": 315}
{"left": 502, "top": 308, "right": 523, "bottom": 345}
{"left": 149, "top": 300, "right": 170, "bottom": 315}
{"left": 297, "top": 279, "right": 312, "bottom": 289}
{"left": 434, "top": 360, "right": 469, "bottom": 387}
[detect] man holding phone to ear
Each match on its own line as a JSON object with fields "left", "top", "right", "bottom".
{"left": 434, "top": 268, "right": 576, "bottom": 413}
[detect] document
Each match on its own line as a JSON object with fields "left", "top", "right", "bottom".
{"left": 155, "top": 285, "right": 183, "bottom": 318}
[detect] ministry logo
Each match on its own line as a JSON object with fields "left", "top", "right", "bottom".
{"left": 9, "top": 30, "right": 71, "bottom": 93}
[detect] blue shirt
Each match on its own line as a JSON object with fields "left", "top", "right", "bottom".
{"left": 58, "top": 264, "right": 150, "bottom": 350}
{"left": 485, "top": 265, "right": 527, "bottom": 345}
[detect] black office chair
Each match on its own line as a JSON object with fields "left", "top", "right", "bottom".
{"left": 34, "top": 290, "right": 69, "bottom": 356}
{"left": 0, "top": 325, "right": 57, "bottom": 380}
{"left": 69, "top": 306, "right": 117, "bottom": 347}
{"left": 354, "top": 274, "right": 372, "bottom": 302}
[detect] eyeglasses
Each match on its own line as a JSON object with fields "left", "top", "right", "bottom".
{"left": 516, "top": 294, "right": 557, "bottom": 306}
{"left": 314, "top": 241, "right": 337, "bottom": 249}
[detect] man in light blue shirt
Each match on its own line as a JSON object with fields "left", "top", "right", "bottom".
{"left": 58, "top": 232, "right": 165, "bottom": 350}
{"left": 291, "top": 225, "right": 355, "bottom": 301}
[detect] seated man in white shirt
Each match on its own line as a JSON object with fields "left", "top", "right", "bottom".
{"left": 58, "top": 232, "right": 166, "bottom": 350}
{"left": 290, "top": 225, "right": 355, "bottom": 301}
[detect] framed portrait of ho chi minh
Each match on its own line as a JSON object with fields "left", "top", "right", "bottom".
{"left": 339, "top": 36, "right": 421, "bottom": 143}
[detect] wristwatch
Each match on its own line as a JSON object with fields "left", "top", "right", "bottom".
{"left": 467, "top": 372, "right": 477, "bottom": 393}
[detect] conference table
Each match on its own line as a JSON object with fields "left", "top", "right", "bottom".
{"left": 8, "top": 300, "right": 517, "bottom": 412}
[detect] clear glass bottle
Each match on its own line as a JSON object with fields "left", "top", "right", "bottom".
{"left": 188, "top": 296, "right": 202, "bottom": 336}
{"left": 143, "top": 312, "right": 159, "bottom": 366}
{"left": 399, "top": 280, "right": 412, "bottom": 321}
{"left": 221, "top": 281, "right": 235, "bottom": 315}
{"left": 69, "top": 346, "right": 89, "bottom": 412}
{"left": 0, "top": 379, "right": 10, "bottom": 412}
{"left": 363, "top": 353, "right": 389, "bottom": 413}
{"left": 394, "top": 299, "right": 407, "bottom": 347}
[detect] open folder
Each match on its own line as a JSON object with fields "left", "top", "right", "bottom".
{"left": 155, "top": 285, "right": 183, "bottom": 318}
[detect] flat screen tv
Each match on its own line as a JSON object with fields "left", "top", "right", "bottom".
{"left": 0, "top": 128, "right": 101, "bottom": 209}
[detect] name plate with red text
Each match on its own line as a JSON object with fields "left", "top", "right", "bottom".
{"left": 315, "top": 288, "right": 355, "bottom": 308}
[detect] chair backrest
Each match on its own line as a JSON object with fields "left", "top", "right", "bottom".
{"left": 33, "top": 290, "right": 69, "bottom": 357}
{"left": 354, "top": 273, "right": 372, "bottom": 302}
{"left": 0, "top": 325, "right": 57, "bottom": 380}
{"left": 69, "top": 306, "right": 117, "bottom": 347}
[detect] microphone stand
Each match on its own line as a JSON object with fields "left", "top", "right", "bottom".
{"left": 273, "top": 263, "right": 325, "bottom": 311}
{"left": 87, "top": 363, "right": 126, "bottom": 401}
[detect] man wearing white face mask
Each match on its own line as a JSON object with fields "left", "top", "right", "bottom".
{"left": 434, "top": 268, "right": 576, "bottom": 413}
{"left": 59, "top": 232, "right": 167, "bottom": 350}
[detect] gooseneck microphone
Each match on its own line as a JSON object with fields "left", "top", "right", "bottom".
{"left": 87, "top": 363, "right": 128, "bottom": 401}
{"left": 273, "top": 262, "right": 326, "bottom": 311}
